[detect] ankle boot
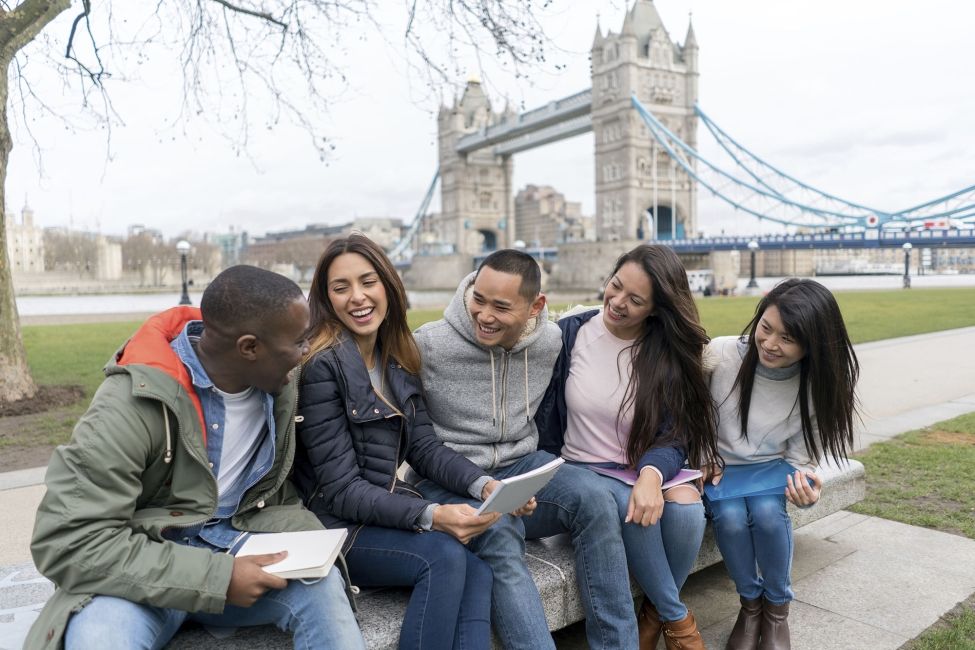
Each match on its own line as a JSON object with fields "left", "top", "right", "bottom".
{"left": 726, "top": 596, "right": 763, "bottom": 650}
{"left": 757, "top": 599, "right": 790, "bottom": 650}
{"left": 638, "top": 598, "right": 663, "bottom": 649}
{"left": 662, "top": 610, "right": 705, "bottom": 650}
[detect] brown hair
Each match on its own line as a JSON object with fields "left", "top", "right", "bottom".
{"left": 611, "top": 245, "right": 721, "bottom": 471}
{"left": 305, "top": 234, "right": 421, "bottom": 375}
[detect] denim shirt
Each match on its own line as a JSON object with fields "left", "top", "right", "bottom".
{"left": 169, "top": 321, "right": 277, "bottom": 550}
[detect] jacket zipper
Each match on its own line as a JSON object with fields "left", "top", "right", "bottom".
{"left": 160, "top": 401, "right": 218, "bottom": 535}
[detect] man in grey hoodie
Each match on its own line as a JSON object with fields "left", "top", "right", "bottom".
{"left": 414, "top": 250, "right": 638, "bottom": 650}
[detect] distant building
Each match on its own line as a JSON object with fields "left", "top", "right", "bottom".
{"left": 514, "top": 185, "right": 594, "bottom": 247}
{"left": 244, "top": 217, "right": 403, "bottom": 281}
{"left": 5, "top": 201, "right": 45, "bottom": 274}
{"left": 208, "top": 228, "right": 249, "bottom": 267}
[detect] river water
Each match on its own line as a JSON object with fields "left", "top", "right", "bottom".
{"left": 14, "top": 274, "right": 975, "bottom": 316}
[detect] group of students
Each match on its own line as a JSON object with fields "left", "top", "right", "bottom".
{"left": 27, "top": 234, "right": 859, "bottom": 650}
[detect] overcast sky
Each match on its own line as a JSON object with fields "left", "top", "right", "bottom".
{"left": 8, "top": 1, "right": 975, "bottom": 239}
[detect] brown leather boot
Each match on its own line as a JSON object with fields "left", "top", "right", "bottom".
{"left": 726, "top": 596, "right": 763, "bottom": 650}
{"left": 757, "top": 599, "right": 791, "bottom": 650}
{"left": 662, "top": 610, "right": 705, "bottom": 650}
{"left": 638, "top": 598, "right": 663, "bottom": 649}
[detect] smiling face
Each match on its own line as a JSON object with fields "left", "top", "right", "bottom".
{"left": 755, "top": 304, "right": 805, "bottom": 369}
{"left": 249, "top": 298, "right": 311, "bottom": 394}
{"left": 326, "top": 252, "right": 389, "bottom": 349}
{"left": 602, "top": 261, "right": 654, "bottom": 340}
{"left": 469, "top": 266, "right": 544, "bottom": 350}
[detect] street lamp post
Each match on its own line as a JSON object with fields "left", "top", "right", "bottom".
{"left": 747, "top": 240, "right": 759, "bottom": 289}
{"left": 177, "top": 240, "right": 192, "bottom": 305}
{"left": 902, "top": 242, "right": 913, "bottom": 289}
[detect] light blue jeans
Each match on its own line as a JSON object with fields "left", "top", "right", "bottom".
{"left": 578, "top": 465, "right": 706, "bottom": 622}
{"left": 64, "top": 566, "right": 364, "bottom": 650}
{"left": 416, "top": 450, "right": 638, "bottom": 650}
{"left": 706, "top": 493, "right": 795, "bottom": 605}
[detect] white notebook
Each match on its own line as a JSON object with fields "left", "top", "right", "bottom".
{"left": 235, "top": 529, "right": 348, "bottom": 580}
{"left": 476, "top": 457, "right": 565, "bottom": 515}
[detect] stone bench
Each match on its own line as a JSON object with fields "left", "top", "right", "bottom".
{"left": 1, "top": 460, "right": 864, "bottom": 649}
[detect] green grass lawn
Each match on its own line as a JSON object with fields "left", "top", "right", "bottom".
{"left": 852, "top": 412, "right": 975, "bottom": 648}
{"left": 851, "top": 411, "right": 975, "bottom": 538}
{"left": 14, "top": 286, "right": 975, "bottom": 451}
{"left": 22, "top": 286, "right": 975, "bottom": 400}
{"left": 21, "top": 321, "right": 144, "bottom": 397}
{"left": 415, "top": 287, "right": 975, "bottom": 343}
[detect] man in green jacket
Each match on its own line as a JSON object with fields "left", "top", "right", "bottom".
{"left": 27, "top": 265, "right": 364, "bottom": 649}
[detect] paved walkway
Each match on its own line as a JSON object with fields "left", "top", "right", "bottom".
{"left": 2, "top": 326, "right": 975, "bottom": 648}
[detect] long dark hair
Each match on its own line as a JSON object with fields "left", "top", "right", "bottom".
{"left": 732, "top": 278, "right": 859, "bottom": 463}
{"left": 613, "top": 245, "right": 721, "bottom": 471}
{"left": 305, "top": 234, "right": 421, "bottom": 375}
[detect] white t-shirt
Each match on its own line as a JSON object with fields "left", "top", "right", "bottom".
{"left": 561, "top": 312, "right": 635, "bottom": 465}
{"left": 212, "top": 385, "right": 267, "bottom": 498}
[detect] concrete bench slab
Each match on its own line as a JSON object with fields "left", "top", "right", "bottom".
{"left": 0, "top": 460, "right": 864, "bottom": 649}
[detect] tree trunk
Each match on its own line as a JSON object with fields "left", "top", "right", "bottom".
{"left": 0, "top": 0, "right": 73, "bottom": 403}
{"left": 0, "top": 62, "right": 36, "bottom": 402}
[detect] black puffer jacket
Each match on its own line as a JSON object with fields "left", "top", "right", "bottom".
{"left": 293, "top": 333, "right": 487, "bottom": 545}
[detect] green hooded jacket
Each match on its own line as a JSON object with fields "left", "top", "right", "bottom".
{"left": 26, "top": 307, "right": 323, "bottom": 649}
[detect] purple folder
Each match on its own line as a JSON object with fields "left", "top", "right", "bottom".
{"left": 588, "top": 466, "right": 703, "bottom": 489}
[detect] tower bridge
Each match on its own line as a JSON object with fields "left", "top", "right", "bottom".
{"left": 393, "top": 0, "right": 975, "bottom": 290}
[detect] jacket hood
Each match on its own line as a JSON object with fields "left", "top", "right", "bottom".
{"left": 414, "top": 272, "right": 563, "bottom": 470}
{"left": 114, "top": 306, "right": 206, "bottom": 440}
{"left": 443, "top": 271, "right": 551, "bottom": 353}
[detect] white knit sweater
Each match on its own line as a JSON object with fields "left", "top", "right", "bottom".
{"left": 707, "top": 336, "right": 819, "bottom": 472}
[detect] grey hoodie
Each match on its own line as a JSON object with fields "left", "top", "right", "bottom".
{"left": 415, "top": 271, "right": 563, "bottom": 470}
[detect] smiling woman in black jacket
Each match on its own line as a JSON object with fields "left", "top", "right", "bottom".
{"left": 292, "top": 234, "right": 502, "bottom": 650}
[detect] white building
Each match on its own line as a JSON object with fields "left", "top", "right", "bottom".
{"left": 5, "top": 201, "right": 45, "bottom": 274}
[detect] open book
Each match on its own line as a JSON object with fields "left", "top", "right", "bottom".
{"left": 235, "top": 529, "right": 348, "bottom": 580}
{"left": 476, "top": 457, "right": 565, "bottom": 515}
{"left": 588, "top": 466, "right": 703, "bottom": 489}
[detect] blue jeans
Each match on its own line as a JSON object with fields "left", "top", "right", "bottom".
{"left": 706, "top": 493, "right": 794, "bottom": 605}
{"left": 417, "top": 450, "right": 638, "bottom": 650}
{"left": 64, "top": 566, "right": 363, "bottom": 650}
{"left": 579, "top": 466, "right": 705, "bottom": 622}
{"left": 345, "top": 526, "right": 492, "bottom": 650}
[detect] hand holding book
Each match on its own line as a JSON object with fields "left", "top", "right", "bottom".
{"left": 227, "top": 551, "right": 289, "bottom": 607}
{"left": 432, "top": 504, "right": 501, "bottom": 544}
{"left": 785, "top": 469, "right": 822, "bottom": 507}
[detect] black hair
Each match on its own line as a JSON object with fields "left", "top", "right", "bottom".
{"left": 476, "top": 249, "right": 541, "bottom": 302}
{"left": 201, "top": 265, "right": 304, "bottom": 337}
{"left": 733, "top": 278, "right": 860, "bottom": 463}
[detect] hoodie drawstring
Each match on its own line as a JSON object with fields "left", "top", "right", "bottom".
{"left": 524, "top": 348, "right": 530, "bottom": 423}
{"left": 162, "top": 404, "right": 174, "bottom": 464}
{"left": 490, "top": 350, "right": 497, "bottom": 427}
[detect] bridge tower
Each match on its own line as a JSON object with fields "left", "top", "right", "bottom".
{"left": 591, "top": 0, "right": 698, "bottom": 241}
{"left": 437, "top": 80, "right": 515, "bottom": 255}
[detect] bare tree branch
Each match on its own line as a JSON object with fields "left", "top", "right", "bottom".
{"left": 208, "top": 0, "right": 287, "bottom": 30}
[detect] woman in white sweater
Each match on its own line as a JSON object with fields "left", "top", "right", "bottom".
{"left": 706, "top": 279, "right": 859, "bottom": 650}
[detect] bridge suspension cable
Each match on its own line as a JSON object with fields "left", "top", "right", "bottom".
{"left": 695, "top": 104, "right": 975, "bottom": 226}
{"left": 633, "top": 96, "right": 866, "bottom": 229}
{"left": 633, "top": 95, "right": 975, "bottom": 230}
{"left": 389, "top": 168, "right": 440, "bottom": 262}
